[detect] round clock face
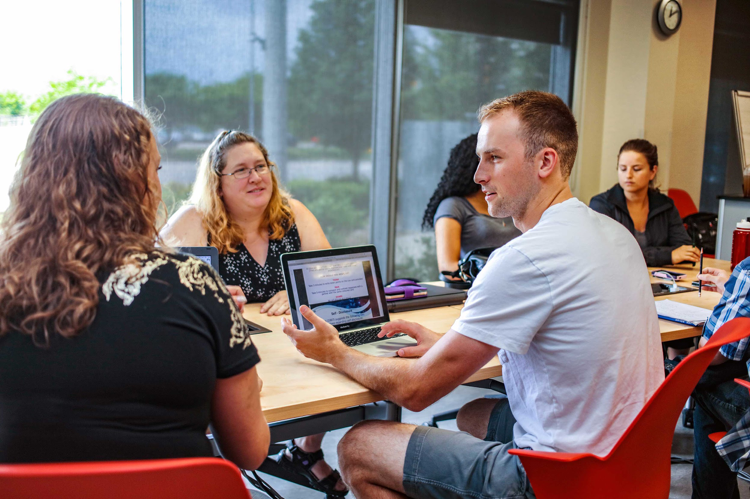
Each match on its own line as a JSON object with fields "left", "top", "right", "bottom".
{"left": 658, "top": 0, "right": 682, "bottom": 35}
{"left": 664, "top": 1, "right": 681, "bottom": 30}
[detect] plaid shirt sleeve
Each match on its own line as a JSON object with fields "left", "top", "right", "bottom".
{"left": 703, "top": 258, "right": 750, "bottom": 471}
{"left": 702, "top": 259, "right": 750, "bottom": 361}
{"left": 717, "top": 410, "right": 750, "bottom": 472}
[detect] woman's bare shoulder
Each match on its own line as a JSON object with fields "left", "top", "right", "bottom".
{"left": 160, "top": 205, "right": 208, "bottom": 247}
{"left": 287, "top": 198, "right": 330, "bottom": 250}
{"left": 287, "top": 197, "right": 305, "bottom": 215}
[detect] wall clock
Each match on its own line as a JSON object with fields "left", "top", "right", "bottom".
{"left": 657, "top": 0, "right": 682, "bottom": 36}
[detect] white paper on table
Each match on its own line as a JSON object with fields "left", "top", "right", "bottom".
{"left": 655, "top": 299, "right": 712, "bottom": 325}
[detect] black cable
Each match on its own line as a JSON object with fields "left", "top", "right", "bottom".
{"left": 241, "top": 468, "right": 286, "bottom": 499}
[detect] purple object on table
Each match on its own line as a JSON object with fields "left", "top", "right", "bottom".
{"left": 384, "top": 279, "right": 427, "bottom": 301}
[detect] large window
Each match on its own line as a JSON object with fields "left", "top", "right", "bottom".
{"left": 394, "top": 0, "right": 579, "bottom": 280}
{"left": 0, "top": 1, "right": 121, "bottom": 216}
{"left": 141, "top": 0, "right": 578, "bottom": 279}
{"left": 145, "top": 0, "right": 377, "bottom": 248}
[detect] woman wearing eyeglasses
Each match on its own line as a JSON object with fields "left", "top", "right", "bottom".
{"left": 161, "top": 130, "right": 330, "bottom": 316}
{"left": 161, "top": 130, "right": 346, "bottom": 497}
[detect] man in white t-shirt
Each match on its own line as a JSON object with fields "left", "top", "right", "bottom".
{"left": 281, "top": 90, "right": 664, "bottom": 499}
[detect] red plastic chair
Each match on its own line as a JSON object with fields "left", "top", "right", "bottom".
{"left": 667, "top": 188, "right": 698, "bottom": 219}
{"left": 0, "top": 457, "right": 251, "bottom": 499}
{"left": 509, "top": 317, "right": 750, "bottom": 499}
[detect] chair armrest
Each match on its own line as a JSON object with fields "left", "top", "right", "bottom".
{"left": 508, "top": 448, "right": 605, "bottom": 499}
{"left": 508, "top": 448, "right": 597, "bottom": 463}
{"left": 709, "top": 432, "right": 727, "bottom": 443}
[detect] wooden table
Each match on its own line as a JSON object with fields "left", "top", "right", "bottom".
{"left": 650, "top": 258, "right": 731, "bottom": 342}
{"left": 250, "top": 258, "right": 730, "bottom": 423}
{"left": 247, "top": 304, "right": 502, "bottom": 423}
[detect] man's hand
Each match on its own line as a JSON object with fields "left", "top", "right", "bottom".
{"left": 671, "top": 245, "right": 701, "bottom": 264}
{"left": 261, "top": 290, "right": 291, "bottom": 316}
{"left": 379, "top": 320, "right": 440, "bottom": 358}
{"left": 226, "top": 285, "right": 247, "bottom": 312}
{"left": 280, "top": 305, "right": 346, "bottom": 364}
{"left": 698, "top": 267, "right": 730, "bottom": 294}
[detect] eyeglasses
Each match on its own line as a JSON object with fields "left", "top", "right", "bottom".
{"left": 218, "top": 164, "right": 269, "bottom": 180}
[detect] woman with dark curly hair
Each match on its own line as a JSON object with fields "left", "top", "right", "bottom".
{"left": 0, "top": 94, "right": 269, "bottom": 467}
{"left": 423, "top": 134, "right": 520, "bottom": 279}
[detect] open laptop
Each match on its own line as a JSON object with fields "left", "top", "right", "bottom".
{"left": 281, "top": 245, "right": 418, "bottom": 357}
{"left": 176, "top": 247, "right": 271, "bottom": 335}
{"left": 176, "top": 246, "right": 219, "bottom": 271}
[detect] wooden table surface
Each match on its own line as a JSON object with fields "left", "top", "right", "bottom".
{"left": 650, "top": 258, "right": 730, "bottom": 342}
{"left": 249, "top": 259, "right": 730, "bottom": 423}
{"left": 248, "top": 303, "right": 502, "bottom": 423}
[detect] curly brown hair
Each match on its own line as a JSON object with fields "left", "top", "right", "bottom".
{"left": 0, "top": 94, "right": 161, "bottom": 345}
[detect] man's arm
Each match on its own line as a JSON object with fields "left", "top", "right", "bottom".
{"left": 281, "top": 307, "right": 499, "bottom": 412}
{"left": 698, "top": 336, "right": 729, "bottom": 366}
{"left": 699, "top": 264, "right": 748, "bottom": 365}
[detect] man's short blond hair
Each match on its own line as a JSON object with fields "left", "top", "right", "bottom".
{"left": 478, "top": 91, "right": 578, "bottom": 179}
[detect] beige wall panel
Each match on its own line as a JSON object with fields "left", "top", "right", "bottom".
{"left": 669, "top": 0, "right": 717, "bottom": 205}
{"left": 574, "top": 0, "right": 717, "bottom": 206}
{"left": 598, "top": 0, "right": 654, "bottom": 193}
{"left": 644, "top": 4, "right": 681, "bottom": 191}
{"left": 574, "top": 0, "right": 611, "bottom": 202}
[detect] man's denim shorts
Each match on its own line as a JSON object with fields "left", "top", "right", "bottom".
{"left": 402, "top": 397, "right": 535, "bottom": 499}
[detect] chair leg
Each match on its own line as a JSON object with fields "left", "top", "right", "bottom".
{"left": 682, "top": 397, "right": 695, "bottom": 429}
{"left": 424, "top": 409, "right": 460, "bottom": 427}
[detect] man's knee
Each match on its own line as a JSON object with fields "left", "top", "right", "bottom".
{"left": 339, "top": 420, "right": 377, "bottom": 466}
{"left": 338, "top": 420, "right": 416, "bottom": 491}
{"left": 338, "top": 420, "right": 396, "bottom": 478}
{"left": 456, "top": 398, "right": 501, "bottom": 439}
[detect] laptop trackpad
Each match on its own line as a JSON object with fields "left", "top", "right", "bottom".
{"left": 353, "top": 337, "right": 418, "bottom": 357}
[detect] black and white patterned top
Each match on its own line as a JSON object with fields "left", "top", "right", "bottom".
{"left": 0, "top": 252, "right": 259, "bottom": 463}
{"left": 217, "top": 224, "right": 302, "bottom": 302}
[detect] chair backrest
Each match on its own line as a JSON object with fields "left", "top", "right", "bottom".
{"left": 0, "top": 457, "right": 251, "bottom": 499}
{"left": 667, "top": 188, "right": 698, "bottom": 219}
{"left": 604, "top": 317, "right": 750, "bottom": 489}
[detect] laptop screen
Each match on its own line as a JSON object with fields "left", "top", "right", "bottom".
{"left": 282, "top": 246, "right": 388, "bottom": 332}
{"left": 176, "top": 247, "right": 220, "bottom": 272}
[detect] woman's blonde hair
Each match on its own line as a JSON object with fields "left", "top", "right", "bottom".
{"left": 189, "top": 130, "right": 293, "bottom": 254}
{"left": 0, "top": 94, "right": 160, "bottom": 344}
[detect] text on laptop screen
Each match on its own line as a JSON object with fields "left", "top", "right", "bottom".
{"left": 287, "top": 252, "right": 385, "bottom": 329}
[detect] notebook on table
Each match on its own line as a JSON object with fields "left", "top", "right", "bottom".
{"left": 280, "top": 245, "right": 418, "bottom": 357}
{"left": 386, "top": 282, "right": 466, "bottom": 313}
{"left": 176, "top": 246, "right": 271, "bottom": 335}
{"left": 654, "top": 299, "right": 712, "bottom": 326}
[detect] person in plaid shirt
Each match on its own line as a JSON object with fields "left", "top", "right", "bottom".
{"left": 692, "top": 257, "right": 750, "bottom": 499}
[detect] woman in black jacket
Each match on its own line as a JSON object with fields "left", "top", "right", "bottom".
{"left": 590, "top": 139, "right": 699, "bottom": 267}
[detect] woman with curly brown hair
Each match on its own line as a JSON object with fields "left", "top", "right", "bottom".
{"left": 0, "top": 94, "right": 269, "bottom": 468}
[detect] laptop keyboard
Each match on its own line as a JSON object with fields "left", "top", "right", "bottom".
{"left": 340, "top": 327, "right": 406, "bottom": 347}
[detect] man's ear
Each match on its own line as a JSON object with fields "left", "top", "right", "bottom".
{"left": 537, "top": 148, "right": 559, "bottom": 179}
